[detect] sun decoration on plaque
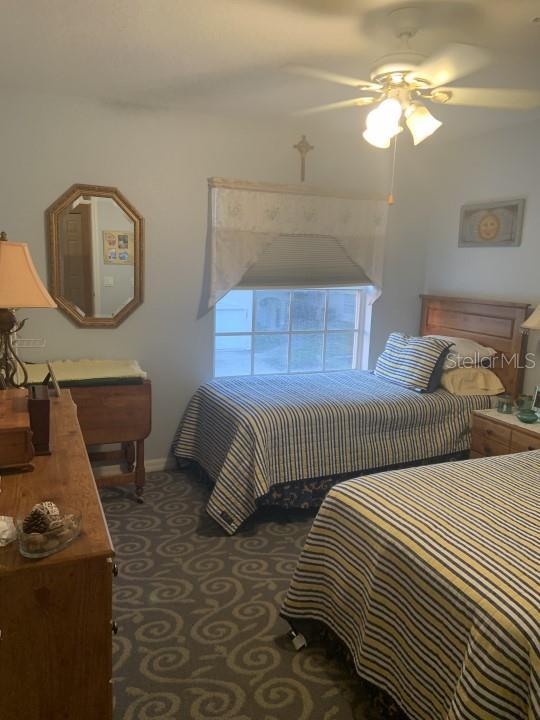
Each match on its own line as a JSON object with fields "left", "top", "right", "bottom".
{"left": 477, "top": 212, "right": 501, "bottom": 242}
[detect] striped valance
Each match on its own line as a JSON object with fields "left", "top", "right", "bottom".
{"left": 200, "top": 178, "right": 389, "bottom": 313}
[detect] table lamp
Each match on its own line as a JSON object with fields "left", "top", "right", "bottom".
{"left": 521, "top": 306, "right": 540, "bottom": 391}
{"left": 0, "top": 232, "right": 57, "bottom": 388}
{"left": 521, "top": 305, "right": 540, "bottom": 333}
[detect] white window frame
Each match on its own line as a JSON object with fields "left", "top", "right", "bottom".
{"left": 213, "top": 287, "right": 371, "bottom": 377}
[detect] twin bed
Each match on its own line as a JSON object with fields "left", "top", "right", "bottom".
{"left": 280, "top": 451, "right": 539, "bottom": 720}
{"left": 173, "top": 294, "right": 529, "bottom": 533}
{"left": 174, "top": 294, "right": 537, "bottom": 719}
{"left": 174, "top": 369, "right": 490, "bottom": 533}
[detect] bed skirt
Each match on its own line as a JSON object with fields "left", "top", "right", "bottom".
{"left": 177, "top": 450, "right": 468, "bottom": 511}
{"left": 281, "top": 616, "right": 409, "bottom": 719}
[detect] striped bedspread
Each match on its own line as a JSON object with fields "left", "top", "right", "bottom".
{"left": 281, "top": 452, "right": 540, "bottom": 720}
{"left": 172, "top": 370, "right": 490, "bottom": 534}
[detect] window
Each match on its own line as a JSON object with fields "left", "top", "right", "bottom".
{"left": 214, "top": 288, "right": 371, "bottom": 377}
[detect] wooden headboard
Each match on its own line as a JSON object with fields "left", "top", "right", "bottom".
{"left": 420, "top": 295, "right": 531, "bottom": 398}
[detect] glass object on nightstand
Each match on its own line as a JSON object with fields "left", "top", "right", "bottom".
{"left": 516, "top": 394, "right": 533, "bottom": 411}
{"left": 496, "top": 394, "right": 513, "bottom": 414}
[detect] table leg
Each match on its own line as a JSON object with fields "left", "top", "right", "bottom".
{"left": 135, "top": 439, "right": 145, "bottom": 503}
{"left": 123, "top": 442, "right": 135, "bottom": 472}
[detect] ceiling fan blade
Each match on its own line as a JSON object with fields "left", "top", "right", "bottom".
{"left": 293, "top": 96, "right": 378, "bottom": 116}
{"left": 406, "top": 43, "right": 489, "bottom": 87}
{"left": 284, "top": 64, "right": 381, "bottom": 91}
{"left": 431, "top": 86, "right": 540, "bottom": 109}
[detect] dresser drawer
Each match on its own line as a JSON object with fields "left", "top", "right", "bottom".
{"left": 471, "top": 415, "right": 511, "bottom": 452}
{"left": 510, "top": 429, "right": 540, "bottom": 453}
{"left": 470, "top": 436, "right": 510, "bottom": 458}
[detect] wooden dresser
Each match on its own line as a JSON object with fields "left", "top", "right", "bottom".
{"left": 0, "top": 390, "right": 114, "bottom": 720}
{"left": 470, "top": 408, "right": 540, "bottom": 458}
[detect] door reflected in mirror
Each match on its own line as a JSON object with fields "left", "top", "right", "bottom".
{"left": 48, "top": 185, "right": 143, "bottom": 328}
{"left": 58, "top": 197, "right": 135, "bottom": 318}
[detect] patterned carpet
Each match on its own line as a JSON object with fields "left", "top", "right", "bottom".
{"left": 100, "top": 471, "right": 406, "bottom": 720}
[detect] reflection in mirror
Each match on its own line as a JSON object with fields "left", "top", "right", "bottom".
{"left": 48, "top": 185, "right": 143, "bottom": 328}
{"left": 58, "top": 196, "right": 135, "bottom": 318}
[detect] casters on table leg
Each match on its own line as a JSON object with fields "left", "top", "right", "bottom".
{"left": 288, "top": 629, "right": 307, "bottom": 651}
{"left": 135, "top": 486, "right": 144, "bottom": 504}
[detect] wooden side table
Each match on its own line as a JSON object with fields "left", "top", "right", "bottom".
{"left": 470, "top": 408, "right": 540, "bottom": 458}
{"left": 69, "top": 379, "right": 151, "bottom": 501}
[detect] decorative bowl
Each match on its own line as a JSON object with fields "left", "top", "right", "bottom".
{"left": 516, "top": 410, "right": 538, "bottom": 424}
{"left": 16, "top": 510, "right": 82, "bottom": 559}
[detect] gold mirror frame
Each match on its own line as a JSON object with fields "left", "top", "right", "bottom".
{"left": 47, "top": 184, "right": 144, "bottom": 328}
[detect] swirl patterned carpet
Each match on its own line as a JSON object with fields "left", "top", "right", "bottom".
{"left": 100, "top": 471, "right": 406, "bottom": 720}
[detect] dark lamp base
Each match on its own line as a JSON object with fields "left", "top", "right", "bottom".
{"left": 0, "top": 308, "right": 28, "bottom": 388}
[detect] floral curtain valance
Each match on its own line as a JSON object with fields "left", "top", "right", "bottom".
{"left": 200, "top": 177, "right": 389, "bottom": 313}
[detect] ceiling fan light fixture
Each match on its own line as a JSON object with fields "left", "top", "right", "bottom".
{"left": 362, "top": 124, "right": 403, "bottom": 149}
{"left": 405, "top": 103, "right": 442, "bottom": 145}
{"left": 364, "top": 97, "right": 403, "bottom": 148}
{"left": 362, "top": 127, "right": 392, "bottom": 149}
{"left": 367, "top": 98, "right": 402, "bottom": 127}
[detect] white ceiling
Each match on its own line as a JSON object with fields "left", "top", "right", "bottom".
{"left": 2, "top": 0, "right": 540, "bottom": 140}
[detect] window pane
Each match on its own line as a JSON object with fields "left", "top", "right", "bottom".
{"left": 215, "top": 290, "right": 253, "bottom": 333}
{"left": 255, "top": 290, "right": 290, "bottom": 332}
{"left": 327, "top": 290, "right": 357, "bottom": 330}
{"left": 214, "top": 335, "right": 252, "bottom": 377}
{"left": 214, "top": 288, "right": 368, "bottom": 378}
{"left": 291, "top": 290, "right": 325, "bottom": 331}
{"left": 325, "top": 332, "right": 356, "bottom": 370}
{"left": 254, "top": 334, "right": 288, "bottom": 374}
{"left": 290, "top": 333, "right": 323, "bottom": 372}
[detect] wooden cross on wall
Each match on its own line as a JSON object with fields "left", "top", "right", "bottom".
{"left": 294, "top": 135, "right": 314, "bottom": 183}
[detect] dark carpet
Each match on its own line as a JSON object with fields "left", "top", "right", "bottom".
{"left": 100, "top": 472, "right": 407, "bottom": 720}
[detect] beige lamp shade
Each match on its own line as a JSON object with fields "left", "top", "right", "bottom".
{"left": 522, "top": 304, "right": 540, "bottom": 331}
{"left": 0, "top": 240, "right": 56, "bottom": 309}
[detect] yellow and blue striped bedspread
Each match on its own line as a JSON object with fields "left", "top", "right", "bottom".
{"left": 173, "top": 370, "right": 490, "bottom": 534}
{"left": 281, "top": 451, "right": 540, "bottom": 720}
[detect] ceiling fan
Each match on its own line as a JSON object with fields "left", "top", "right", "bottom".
{"left": 286, "top": 7, "right": 540, "bottom": 148}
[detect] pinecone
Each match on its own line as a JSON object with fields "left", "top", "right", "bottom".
{"left": 32, "top": 501, "right": 60, "bottom": 519}
{"left": 22, "top": 509, "right": 49, "bottom": 534}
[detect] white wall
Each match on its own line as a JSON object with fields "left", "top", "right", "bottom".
{"left": 419, "top": 117, "right": 540, "bottom": 393}
{"left": 0, "top": 90, "right": 425, "bottom": 461}
{"left": 8, "top": 90, "right": 535, "bottom": 462}
{"left": 368, "top": 152, "right": 430, "bottom": 366}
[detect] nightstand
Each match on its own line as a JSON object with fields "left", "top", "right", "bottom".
{"left": 470, "top": 408, "right": 540, "bottom": 458}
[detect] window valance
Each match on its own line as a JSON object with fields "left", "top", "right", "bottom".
{"left": 200, "top": 177, "right": 389, "bottom": 313}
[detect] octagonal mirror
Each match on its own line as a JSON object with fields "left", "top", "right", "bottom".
{"left": 47, "top": 184, "right": 144, "bottom": 327}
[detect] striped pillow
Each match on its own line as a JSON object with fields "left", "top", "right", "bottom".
{"left": 375, "top": 333, "right": 453, "bottom": 392}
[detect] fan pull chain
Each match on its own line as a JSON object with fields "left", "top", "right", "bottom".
{"left": 387, "top": 133, "right": 398, "bottom": 205}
